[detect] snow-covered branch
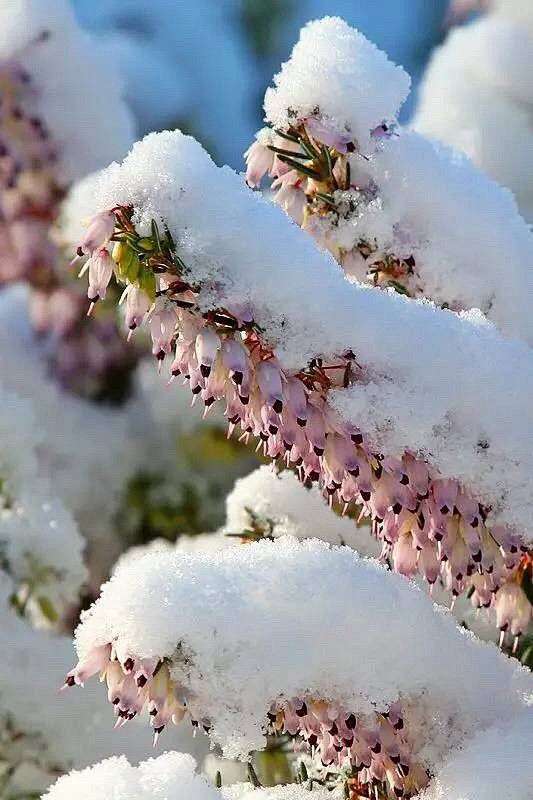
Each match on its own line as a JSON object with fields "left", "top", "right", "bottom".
{"left": 70, "top": 127, "right": 532, "bottom": 628}
{"left": 41, "top": 752, "right": 218, "bottom": 800}
{"left": 66, "top": 538, "right": 531, "bottom": 798}
{"left": 245, "top": 17, "right": 533, "bottom": 345}
{"left": 0, "top": 379, "right": 86, "bottom": 618}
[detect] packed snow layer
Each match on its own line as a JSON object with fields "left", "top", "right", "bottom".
{"left": 263, "top": 17, "right": 410, "bottom": 153}
{"left": 225, "top": 466, "right": 379, "bottom": 556}
{"left": 67, "top": 129, "right": 533, "bottom": 542}
{"left": 42, "top": 752, "right": 216, "bottom": 800}
{"left": 0, "top": 0, "right": 134, "bottom": 183}
{"left": 75, "top": 537, "right": 532, "bottom": 765}
{"left": 420, "top": 709, "right": 533, "bottom": 800}
{"left": 412, "top": 14, "right": 533, "bottom": 222}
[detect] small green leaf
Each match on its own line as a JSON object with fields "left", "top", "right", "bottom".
{"left": 247, "top": 763, "right": 262, "bottom": 788}
{"left": 151, "top": 219, "right": 162, "bottom": 252}
{"left": 127, "top": 252, "right": 140, "bottom": 283}
{"left": 139, "top": 266, "right": 157, "bottom": 302}
{"left": 267, "top": 144, "right": 310, "bottom": 160}
{"left": 277, "top": 154, "right": 321, "bottom": 179}
{"left": 37, "top": 595, "right": 58, "bottom": 623}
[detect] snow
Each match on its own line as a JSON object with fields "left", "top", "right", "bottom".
{"left": 69, "top": 128, "right": 533, "bottom": 543}
{"left": 42, "top": 752, "right": 217, "bottom": 800}
{"left": 225, "top": 465, "right": 379, "bottom": 556}
{"left": 0, "top": 379, "right": 86, "bottom": 610}
{"left": 43, "top": 752, "right": 338, "bottom": 800}
{"left": 420, "top": 709, "right": 533, "bottom": 800}
{"left": 347, "top": 130, "right": 533, "bottom": 340}
{"left": 413, "top": 11, "right": 533, "bottom": 222}
{"left": 74, "top": 537, "right": 532, "bottom": 766}
{"left": 257, "top": 17, "right": 533, "bottom": 343}
{"left": 0, "top": 0, "right": 134, "bottom": 184}
{"left": 223, "top": 786, "right": 336, "bottom": 800}
{"left": 263, "top": 17, "right": 410, "bottom": 154}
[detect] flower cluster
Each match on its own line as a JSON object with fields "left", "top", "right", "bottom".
{"left": 75, "top": 201, "right": 532, "bottom": 642}
{"left": 246, "top": 18, "right": 533, "bottom": 346}
{"left": 64, "top": 646, "right": 425, "bottom": 798}
{"left": 0, "top": 53, "right": 61, "bottom": 285}
{"left": 245, "top": 123, "right": 417, "bottom": 295}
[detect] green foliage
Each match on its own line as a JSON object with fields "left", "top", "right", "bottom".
{"left": 116, "top": 425, "right": 261, "bottom": 547}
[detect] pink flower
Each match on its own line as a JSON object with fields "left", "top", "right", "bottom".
{"left": 494, "top": 582, "right": 531, "bottom": 644}
{"left": 271, "top": 171, "right": 306, "bottom": 226}
{"left": 78, "top": 211, "right": 116, "bottom": 256}
{"left": 124, "top": 286, "right": 151, "bottom": 330}
{"left": 305, "top": 117, "right": 354, "bottom": 153}
{"left": 87, "top": 248, "right": 114, "bottom": 301}
{"left": 243, "top": 139, "right": 274, "bottom": 188}
{"left": 150, "top": 306, "right": 177, "bottom": 358}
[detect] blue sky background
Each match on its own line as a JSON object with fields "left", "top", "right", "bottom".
{"left": 72, "top": 0, "right": 449, "bottom": 167}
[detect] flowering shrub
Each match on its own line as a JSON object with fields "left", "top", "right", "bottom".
{"left": 0, "top": 10, "right": 531, "bottom": 800}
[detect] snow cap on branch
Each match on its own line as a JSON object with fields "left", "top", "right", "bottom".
{"left": 263, "top": 17, "right": 410, "bottom": 154}
{"left": 72, "top": 538, "right": 531, "bottom": 774}
{"left": 224, "top": 465, "right": 379, "bottom": 556}
{"left": 252, "top": 17, "right": 533, "bottom": 344}
{"left": 413, "top": 4, "right": 533, "bottom": 223}
{"left": 420, "top": 709, "right": 533, "bottom": 800}
{"left": 0, "top": 379, "right": 86, "bottom": 611}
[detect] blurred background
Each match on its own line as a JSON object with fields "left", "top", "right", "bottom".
{"left": 72, "top": 0, "right": 449, "bottom": 168}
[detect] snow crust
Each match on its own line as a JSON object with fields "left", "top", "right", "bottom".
{"left": 75, "top": 537, "right": 532, "bottom": 765}
{"left": 0, "top": 0, "right": 134, "bottom": 183}
{"left": 69, "top": 129, "right": 533, "bottom": 542}
{"left": 263, "top": 17, "right": 410, "bottom": 153}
